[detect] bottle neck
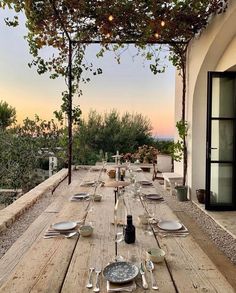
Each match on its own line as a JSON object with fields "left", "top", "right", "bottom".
{"left": 127, "top": 215, "right": 133, "bottom": 225}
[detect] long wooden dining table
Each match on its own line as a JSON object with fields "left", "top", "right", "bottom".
{"left": 0, "top": 165, "right": 234, "bottom": 292}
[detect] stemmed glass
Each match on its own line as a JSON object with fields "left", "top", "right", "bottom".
{"left": 142, "top": 201, "right": 157, "bottom": 235}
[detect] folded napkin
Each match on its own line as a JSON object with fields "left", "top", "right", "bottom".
{"left": 43, "top": 227, "right": 78, "bottom": 238}
{"left": 107, "top": 281, "right": 136, "bottom": 292}
{"left": 153, "top": 223, "right": 189, "bottom": 237}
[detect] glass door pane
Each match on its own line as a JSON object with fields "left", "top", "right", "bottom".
{"left": 206, "top": 72, "right": 236, "bottom": 210}
{"left": 210, "top": 163, "right": 233, "bottom": 205}
{"left": 212, "top": 77, "right": 235, "bottom": 118}
{"left": 211, "top": 120, "right": 233, "bottom": 161}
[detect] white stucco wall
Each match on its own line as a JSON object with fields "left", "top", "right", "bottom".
{"left": 175, "top": 0, "right": 236, "bottom": 199}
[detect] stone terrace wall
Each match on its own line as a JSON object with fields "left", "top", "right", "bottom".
{"left": 0, "top": 169, "right": 68, "bottom": 233}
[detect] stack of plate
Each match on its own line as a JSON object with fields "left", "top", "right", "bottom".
{"left": 145, "top": 193, "right": 164, "bottom": 201}
{"left": 157, "top": 220, "right": 182, "bottom": 231}
{"left": 80, "top": 181, "right": 96, "bottom": 187}
{"left": 70, "top": 192, "right": 90, "bottom": 201}
{"left": 103, "top": 262, "right": 139, "bottom": 284}
{"left": 155, "top": 220, "right": 189, "bottom": 237}
{"left": 52, "top": 221, "right": 78, "bottom": 231}
{"left": 138, "top": 180, "right": 153, "bottom": 186}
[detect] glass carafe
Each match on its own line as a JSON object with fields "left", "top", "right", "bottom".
{"left": 114, "top": 189, "right": 127, "bottom": 243}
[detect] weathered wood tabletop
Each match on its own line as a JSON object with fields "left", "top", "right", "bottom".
{"left": 0, "top": 165, "right": 234, "bottom": 293}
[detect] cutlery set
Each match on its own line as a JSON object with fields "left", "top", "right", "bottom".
{"left": 86, "top": 260, "right": 158, "bottom": 291}
{"left": 43, "top": 230, "right": 78, "bottom": 239}
{"left": 43, "top": 220, "right": 85, "bottom": 239}
{"left": 140, "top": 260, "right": 159, "bottom": 290}
{"left": 86, "top": 267, "right": 101, "bottom": 292}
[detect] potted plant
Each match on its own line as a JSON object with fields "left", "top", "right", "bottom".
{"left": 170, "top": 120, "right": 189, "bottom": 201}
{"left": 134, "top": 145, "right": 159, "bottom": 164}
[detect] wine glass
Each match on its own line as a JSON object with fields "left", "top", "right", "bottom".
{"left": 144, "top": 202, "right": 157, "bottom": 235}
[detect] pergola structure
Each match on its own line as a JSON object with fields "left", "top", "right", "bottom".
{"left": 1, "top": 0, "right": 228, "bottom": 183}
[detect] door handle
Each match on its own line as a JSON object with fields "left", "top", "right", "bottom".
{"left": 210, "top": 147, "right": 218, "bottom": 150}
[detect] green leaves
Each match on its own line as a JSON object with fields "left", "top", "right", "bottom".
{"left": 169, "top": 120, "right": 188, "bottom": 162}
{"left": 176, "top": 120, "right": 188, "bottom": 140}
{"left": 73, "top": 110, "right": 153, "bottom": 165}
{"left": 0, "top": 100, "right": 16, "bottom": 130}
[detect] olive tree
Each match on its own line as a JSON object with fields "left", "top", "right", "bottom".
{"left": 0, "top": 100, "right": 16, "bottom": 130}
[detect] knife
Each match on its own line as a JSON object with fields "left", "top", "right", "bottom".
{"left": 140, "top": 262, "right": 148, "bottom": 289}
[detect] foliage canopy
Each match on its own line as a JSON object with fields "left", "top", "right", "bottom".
{"left": 0, "top": 0, "right": 228, "bottom": 184}
{"left": 73, "top": 109, "right": 153, "bottom": 164}
{"left": 0, "top": 100, "right": 16, "bottom": 130}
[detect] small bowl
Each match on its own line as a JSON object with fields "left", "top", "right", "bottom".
{"left": 79, "top": 225, "right": 93, "bottom": 237}
{"left": 146, "top": 247, "right": 165, "bottom": 263}
{"left": 138, "top": 214, "right": 149, "bottom": 225}
{"left": 93, "top": 194, "right": 102, "bottom": 202}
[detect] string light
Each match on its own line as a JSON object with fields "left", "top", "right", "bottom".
{"left": 154, "top": 32, "right": 159, "bottom": 38}
{"left": 108, "top": 15, "right": 114, "bottom": 22}
{"left": 105, "top": 33, "right": 111, "bottom": 38}
{"left": 161, "top": 20, "right": 165, "bottom": 27}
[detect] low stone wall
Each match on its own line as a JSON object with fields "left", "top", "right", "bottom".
{"left": 0, "top": 168, "right": 68, "bottom": 233}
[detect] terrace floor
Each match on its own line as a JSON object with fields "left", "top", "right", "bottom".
{"left": 193, "top": 200, "right": 236, "bottom": 239}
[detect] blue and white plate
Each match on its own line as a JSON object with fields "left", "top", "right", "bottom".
{"left": 103, "top": 262, "right": 139, "bottom": 284}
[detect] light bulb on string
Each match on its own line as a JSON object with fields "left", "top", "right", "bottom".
{"left": 154, "top": 32, "right": 159, "bottom": 39}
{"left": 108, "top": 15, "right": 114, "bottom": 22}
{"left": 105, "top": 32, "right": 111, "bottom": 38}
{"left": 161, "top": 20, "right": 165, "bottom": 27}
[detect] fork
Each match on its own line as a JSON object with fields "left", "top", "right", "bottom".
{"left": 86, "top": 267, "right": 94, "bottom": 288}
{"left": 140, "top": 262, "right": 148, "bottom": 289}
{"left": 93, "top": 268, "right": 101, "bottom": 292}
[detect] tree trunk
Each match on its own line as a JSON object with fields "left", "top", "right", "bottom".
{"left": 182, "top": 61, "right": 187, "bottom": 186}
{"left": 68, "top": 40, "right": 73, "bottom": 184}
{"left": 180, "top": 45, "right": 188, "bottom": 186}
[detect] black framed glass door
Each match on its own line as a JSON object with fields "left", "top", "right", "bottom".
{"left": 206, "top": 72, "right": 236, "bottom": 210}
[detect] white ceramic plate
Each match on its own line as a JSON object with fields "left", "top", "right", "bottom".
{"left": 52, "top": 221, "right": 77, "bottom": 231}
{"left": 73, "top": 193, "right": 89, "bottom": 199}
{"left": 157, "top": 220, "right": 182, "bottom": 231}
{"left": 80, "top": 181, "right": 95, "bottom": 187}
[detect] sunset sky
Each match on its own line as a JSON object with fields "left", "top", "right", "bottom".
{"left": 0, "top": 10, "right": 175, "bottom": 139}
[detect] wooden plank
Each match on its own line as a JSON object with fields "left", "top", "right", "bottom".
{"left": 0, "top": 169, "right": 102, "bottom": 293}
{"left": 0, "top": 167, "right": 233, "bottom": 293}
{"left": 61, "top": 170, "right": 176, "bottom": 293}
{"left": 61, "top": 186, "right": 115, "bottom": 293}
{"left": 154, "top": 203, "right": 235, "bottom": 293}
{"left": 140, "top": 173, "right": 235, "bottom": 293}
{"left": 0, "top": 170, "right": 86, "bottom": 287}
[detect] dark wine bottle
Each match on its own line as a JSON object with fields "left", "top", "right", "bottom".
{"left": 124, "top": 215, "right": 135, "bottom": 244}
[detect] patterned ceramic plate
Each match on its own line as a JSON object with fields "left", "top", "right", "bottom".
{"left": 103, "top": 262, "right": 139, "bottom": 284}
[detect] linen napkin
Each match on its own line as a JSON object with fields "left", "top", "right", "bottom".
{"left": 107, "top": 281, "right": 136, "bottom": 292}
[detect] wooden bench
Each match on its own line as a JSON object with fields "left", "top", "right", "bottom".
{"left": 162, "top": 172, "right": 183, "bottom": 195}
